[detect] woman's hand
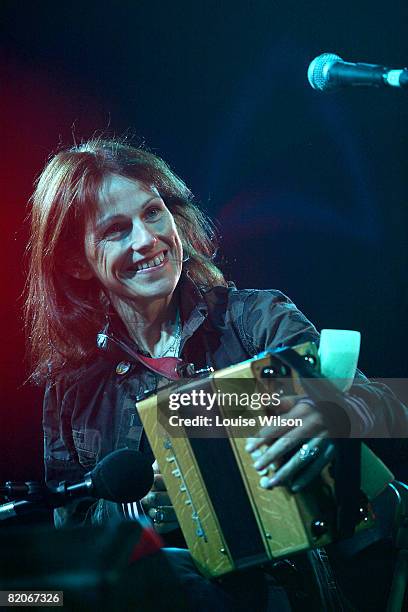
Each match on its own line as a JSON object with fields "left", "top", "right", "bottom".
{"left": 140, "top": 462, "right": 179, "bottom": 534}
{"left": 245, "top": 396, "right": 334, "bottom": 491}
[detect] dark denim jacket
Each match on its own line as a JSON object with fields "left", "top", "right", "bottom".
{"left": 43, "top": 281, "right": 407, "bottom": 526}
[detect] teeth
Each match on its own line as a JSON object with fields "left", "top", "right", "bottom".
{"left": 136, "top": 251, "right": 165, "bottom": 272}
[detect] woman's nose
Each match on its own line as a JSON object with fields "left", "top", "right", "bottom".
{"left": 130, "top": 222, "right": 157, "bottom": 253}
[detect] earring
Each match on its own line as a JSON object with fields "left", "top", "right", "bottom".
{"left": 99, "top": 291, "right": 114, "bottom": 323}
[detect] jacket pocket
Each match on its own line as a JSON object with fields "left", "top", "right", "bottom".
{"left": 72, "top": 428, "right": 101, "bottom": 469}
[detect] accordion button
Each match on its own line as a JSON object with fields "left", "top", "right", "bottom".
{"left": 311, "top": 520, "right": 328, "bottom": 536}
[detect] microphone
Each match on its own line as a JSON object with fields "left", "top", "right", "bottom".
{"left": 0, "top": 449, "right": 154, "bottom": 520}
{"left": 308, "top": 53, "right": 408, "bottom": 92}
{"left": 92, "top": 448, "right": 154, "bottom": 501}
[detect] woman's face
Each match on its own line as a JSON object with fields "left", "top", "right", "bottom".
{"left": 83, "top": 174, "right": 183, "bottom": 307}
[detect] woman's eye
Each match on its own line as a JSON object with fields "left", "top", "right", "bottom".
{"left": 103, "top": 223, "right": 127, "bottom": 239}
{"left": 145, "top": 206, "right": 163, "bottom": 220}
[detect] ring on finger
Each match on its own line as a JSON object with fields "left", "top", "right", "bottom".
{"left": 298, "top": 444, "right": 320, "bottom": 462}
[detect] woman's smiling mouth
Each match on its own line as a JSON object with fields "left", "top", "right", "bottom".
{"left": 123, "top": 250, "right": 169, "bottom": 276}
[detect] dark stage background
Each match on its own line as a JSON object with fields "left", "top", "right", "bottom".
{"left": 1, "top": 1, "right": 407, "bottom": 485}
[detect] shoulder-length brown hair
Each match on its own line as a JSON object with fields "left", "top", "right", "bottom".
{"left": 25, "top": 138, "right": 226, "bottom": 383}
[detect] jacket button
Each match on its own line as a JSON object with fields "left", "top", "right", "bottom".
{"left": 116, "top": 361, "right": 131, "bottom": 375}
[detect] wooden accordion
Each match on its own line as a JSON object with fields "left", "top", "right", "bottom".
{"left": 136, "top": 341, "right": 393, "bottom": 578}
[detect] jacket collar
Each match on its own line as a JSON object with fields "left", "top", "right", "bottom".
{"left": 95, "top": 273, "right": 230, "bottom": 362}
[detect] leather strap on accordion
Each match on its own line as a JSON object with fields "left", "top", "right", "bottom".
{"left": 272, "top": 347, "right": 361, "bottom": 537}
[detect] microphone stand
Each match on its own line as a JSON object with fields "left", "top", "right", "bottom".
{"left": 0, "top": 480, "right": 44, "bottom": 500}
{"left": 0, "top": 479, "right": 93, "bottom": 521}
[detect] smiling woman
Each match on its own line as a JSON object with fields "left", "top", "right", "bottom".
{"left": 24, "top": 137, "right": 408, "bottom": 611}
{"left": 25, "top": 138, "right": 226, "bottom": 381}
{"left": 82, "top": 174, "right": 185, "bottom": 353}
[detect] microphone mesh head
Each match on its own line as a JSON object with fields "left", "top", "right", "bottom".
{"left": 307, "top": 53, "right": 343, "bottom": 91}
{"left": 91, "top": 449, "right": 154, "bottom": 502}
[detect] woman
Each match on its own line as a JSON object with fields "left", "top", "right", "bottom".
{"left": 25, "top": 138, "right": 406, "bottom": 609}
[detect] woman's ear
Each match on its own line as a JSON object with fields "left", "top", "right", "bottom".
{"left": 65, "top": 259, "right": 94, "bottom": 281}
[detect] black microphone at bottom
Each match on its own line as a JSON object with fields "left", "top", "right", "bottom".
{"left": 0, "top": 449, "right": 154, "bottom": 521}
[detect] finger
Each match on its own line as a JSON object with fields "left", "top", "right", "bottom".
{"left": 140, "top": 490, "right": 172, "bottom": 510}
{"left": 245, "top": 400, "right": 317, "bottom": 453}
{"left": 245, "top": 416, "right": 294, "bottom": 454}
{"left": 258, "top": 401, "right": 322, "bottom": 439}
{"left": 148, "top": 505, "right": 178, "bottom": 523}
{"left": 253, "top": 434, "right": 304, "bottom": 473}
{"left": 152, "top": 473, "right": 167, "bottom": 491}
{"left": 258, "top": 435, "right": 330, "bottom": 489}
{"left": 253, "top": 413, "right": 330, "bottom": 472}
{"left": 275, "top": 395, "right": 306, "bottom": 412}
{"left": 245, "top": 436, "right": 264, "bottom": 454}
{"left": 290, "top": 440, "right": 335, "bottom": 492}
{"left": 259, "top": 405, "right": 326, "bottom": 448}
